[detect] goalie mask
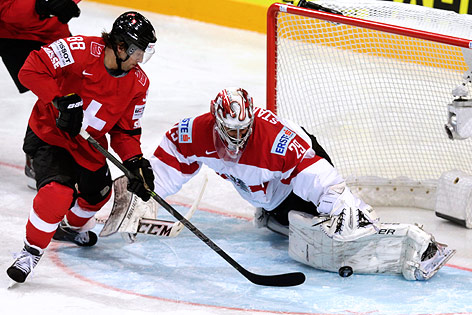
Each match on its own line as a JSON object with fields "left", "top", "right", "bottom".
{"left": 211, "top": 88, "right": 254, "bottom": 162}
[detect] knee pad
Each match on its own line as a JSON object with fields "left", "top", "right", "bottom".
{"left": 77, "top": 184, "right": 112, "bottom": 211}
{"left": 67, "top": 188, "right": 111, "bottom": 230}
{"left": 33, "top": 182, "right": 75, "bottom": 223}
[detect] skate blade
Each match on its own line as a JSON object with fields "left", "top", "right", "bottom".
{"left": 7, "top": 279, "right": 19, "bottom": 289}
{"left": 440, "top": 248, "right": 456, "bottom": 268}
{"left": 26, "top": 177, "right": 36, "bottom": 190}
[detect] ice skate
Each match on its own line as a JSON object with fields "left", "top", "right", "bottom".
{"left": 52, "top": 219, "right": 98, "bottom": 247}
{"left": 7, "top": 241, "right": 43, "bottom": 284}
{"left": 25, "top": 154, "right": 36, "bottom": 190}
{"left": 414, "top": 240, "right": 456, "bottom": 280}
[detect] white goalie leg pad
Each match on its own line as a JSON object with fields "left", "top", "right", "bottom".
{"left": 100, "top": 175, "right": 158, "bottom": 237}
{"left": 401, "top": 224, "right": 433, "bottom": 280}
{"left": 288, "top": 211, "right": 453, "bottom": 280}
{"left": 101, "top": 175, "right": 207, "bottom": 239}
{"left": 117, "top": 195, "right": 159, "bottom": 234}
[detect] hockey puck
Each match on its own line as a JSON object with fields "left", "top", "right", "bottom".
{"left": 338, "top": 266, "right": 353, "bottom": 277}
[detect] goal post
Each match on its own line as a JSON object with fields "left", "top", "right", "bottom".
{"left": 267, "top": 1, "right": 472, "bottom": 210}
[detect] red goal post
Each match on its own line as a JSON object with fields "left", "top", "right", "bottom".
{"left": 266, "top": 1, "right": 472, "bottom": 209}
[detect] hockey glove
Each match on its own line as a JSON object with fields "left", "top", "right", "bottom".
{"left": 123, "top": 155, "right": 155, "bottom": 202}
{"left": 35, "top": 0, "right": 81, "bottom": 24}
{"left": 52, "top": 93, "right": 84, "bottom": 138}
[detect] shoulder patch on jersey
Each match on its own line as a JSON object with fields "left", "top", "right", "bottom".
{"left": 49, "top": 39, "right": 74, "bottom": 68}
{"left": 178, "top": 117, "right": 194, "bottom": 143}
{"left": 90, "top": 42, "right": 105, "bottom": 57}
{"left": 271, "top": 126, "right": 297, "bottom": 156}
{"left": 134, "top": 68, "right": 148, "bottom": 87}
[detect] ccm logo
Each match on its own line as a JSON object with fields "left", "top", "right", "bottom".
{"left": 138, "top": 221, "right": 172, "bottom": 236}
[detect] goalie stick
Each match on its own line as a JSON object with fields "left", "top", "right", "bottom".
{"left": 80, "top": 129, "right": 305, "bottom": 287}
{"left": 169, "top": 174, "right": 208, "bottom": 237}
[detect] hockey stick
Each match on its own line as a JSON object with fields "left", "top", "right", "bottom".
{"left": 288, "top": 0, "right": 344, "bottom": 15}
{"left": 134, "top": 174, "right": 206, "bottom": 237}
{"left": 130, "top": 174, "right": 207, "bottom": 238}
{"left": 80, "top": 129, "right": 305, "bottom": 287}
{"left": 169, "top": 174, "right": 208, "bottom": 237}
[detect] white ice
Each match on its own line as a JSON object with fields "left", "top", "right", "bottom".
{"left": 0, "top": 2, "right": 471, "bottom": 315}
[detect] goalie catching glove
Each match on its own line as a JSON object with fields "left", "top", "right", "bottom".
{"left": 317, "top": 182, "right": 380, "bottom": 241}
{"left": 123, "top": 155, "right": 155, "bottom": 202}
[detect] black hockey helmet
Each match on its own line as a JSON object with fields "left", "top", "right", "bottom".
{"left": 110, "top": 11, "right": 157, "bottom": 63}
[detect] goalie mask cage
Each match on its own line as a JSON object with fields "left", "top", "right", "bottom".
{"left": 267, "top": 0, "right": 472, "bottom": 209}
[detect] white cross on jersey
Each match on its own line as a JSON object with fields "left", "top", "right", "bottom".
{"left": 81, "top": 99, "right": 106, "bottom": 132}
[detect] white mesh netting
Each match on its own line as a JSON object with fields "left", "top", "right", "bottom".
{"left": 271, "top": 0, "right": 472, "bottom": 208}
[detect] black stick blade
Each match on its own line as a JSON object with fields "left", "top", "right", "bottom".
{"left": 245, "top": 271, "right": 305, "bottom": 287}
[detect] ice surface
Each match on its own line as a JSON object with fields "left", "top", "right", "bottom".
{"left": 1, "top": 2, "right": 471, "bottom": 315}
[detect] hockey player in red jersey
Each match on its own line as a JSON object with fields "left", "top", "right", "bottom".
{"left": 146, "top": 87, "right": 455, "bottom": 280}
{"left": 1, "top": 0, "right": 81, "bottom": 188}
{"left": 7, "top": 11, "right": 157, "bottom": 284}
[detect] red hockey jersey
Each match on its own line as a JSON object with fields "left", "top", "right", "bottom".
{"left": 150, "top": 108, "right": 344, "bottom": 210}
{"left": 0, "top": 0, "right": 71, "bottom": 43}
{"left": 19, "top": 35, "right": 150, "bottom": 171}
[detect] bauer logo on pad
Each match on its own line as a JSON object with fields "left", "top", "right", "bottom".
{"left": 271, "top": 127, "right": 296, "bottom": 156}
{"left": 178, "top": 117, "right": 194, "bottom": 143}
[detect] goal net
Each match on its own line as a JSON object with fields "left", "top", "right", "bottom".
{"left": 267, "top": 0, "right": 472, "bottom": 209}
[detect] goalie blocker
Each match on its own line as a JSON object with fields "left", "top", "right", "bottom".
{"left": 288, "top": 211, "right": 455, "bottom": 280}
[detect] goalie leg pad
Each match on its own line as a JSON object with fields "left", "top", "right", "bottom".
{"left": 288, "top": 211, "right": 454, "bottom": 280}
{"left": 403, "top": 227, "right": 456, "bottom": 280}
{"left": 100, "top": 176, "right": 158, "bottom": 237}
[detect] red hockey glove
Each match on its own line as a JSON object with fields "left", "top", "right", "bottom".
{"left": 123, "top": 155, "right": 155, "bottom": 202}
{"left": 52, "top": 93, "right": 83, "bottom": 138}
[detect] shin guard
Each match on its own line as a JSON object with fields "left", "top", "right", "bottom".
{"left": 26, "top": 182, "right": 75, "bottom": 249}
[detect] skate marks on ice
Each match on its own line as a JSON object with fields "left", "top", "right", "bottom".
{"left": 50, "top": 207, "right": 472, "bottom": 315}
